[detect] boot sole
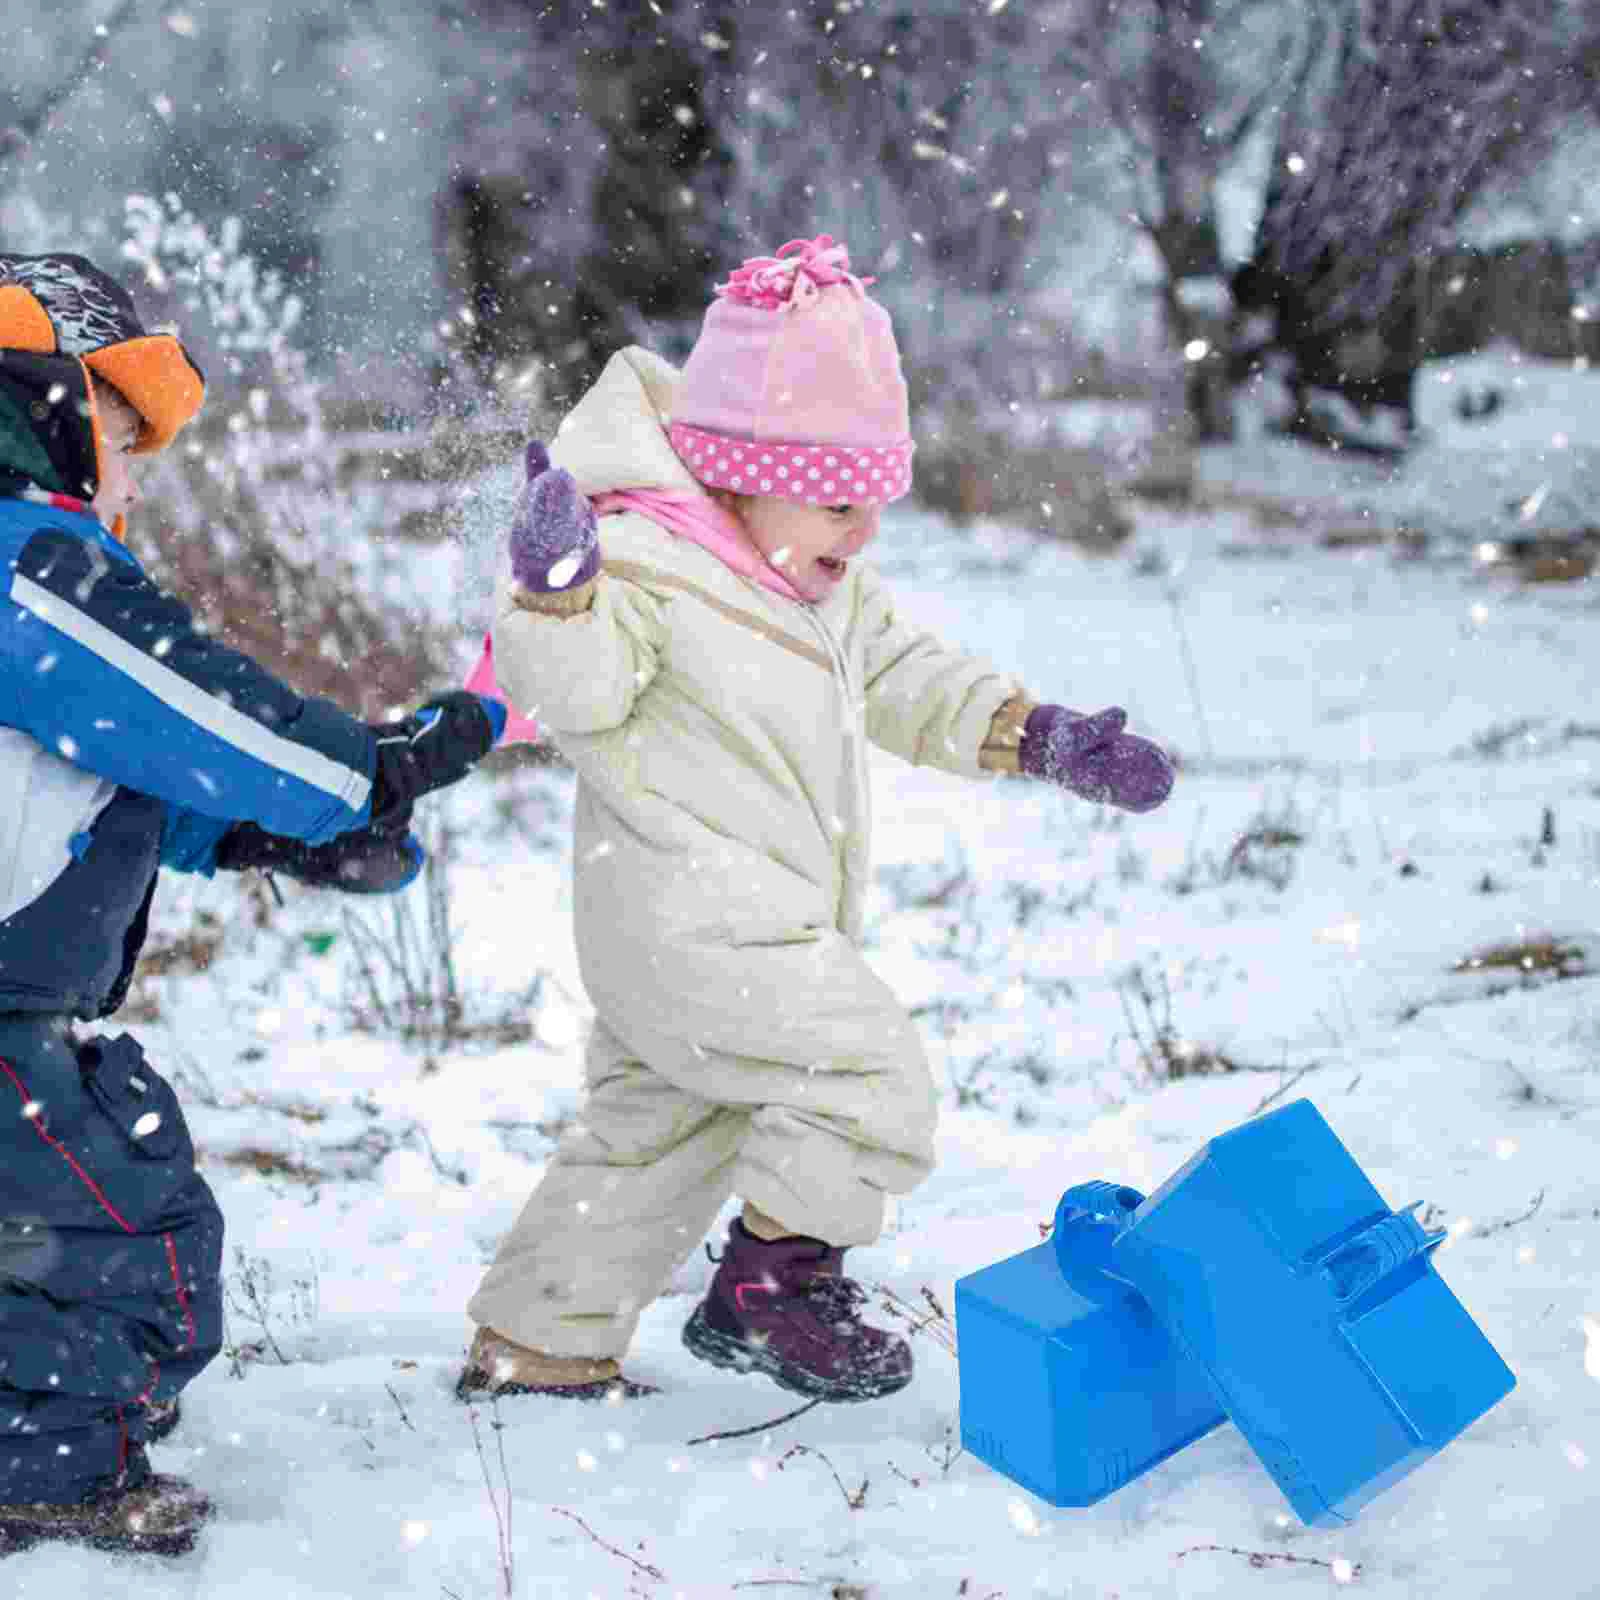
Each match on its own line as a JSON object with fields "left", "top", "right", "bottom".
{"left": 0, "top": 1514, "right": 201, "bottom": 1559}
{"left": 453, "top": 1366, "right": 658, "bottom": 1403}
{"left": 681, "top": 1303, "right": 911, "bottom": 1403}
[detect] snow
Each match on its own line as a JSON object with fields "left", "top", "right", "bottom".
{"left": 1204, "top": 348, "right": 1600, "bottom": 546}
{"left": 18, "top": 357, "right": 1599, "bottom": 1596}
{"left": 1173, "top": 277, "right": 1234, "bottom": 320}
{"left": 1459, "top": 126, "right": 1600, "bottom": 250}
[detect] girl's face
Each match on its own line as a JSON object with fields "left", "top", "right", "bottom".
{"left": 730, "top": 494, "right": 883, "bottom": 603}
{"left": 91, "top": 384, "right": 142, "bottom": 528}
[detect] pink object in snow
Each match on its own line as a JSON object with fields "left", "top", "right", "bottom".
{"left": 464, "top": 633, "right": 542, "bottom": 745}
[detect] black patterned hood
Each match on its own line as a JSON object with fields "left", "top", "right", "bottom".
{"left": 0, "top": 252, "right": 148, "bottom": 354}
{"left": 0, "top": 252, "right": 205, "bottom": 496}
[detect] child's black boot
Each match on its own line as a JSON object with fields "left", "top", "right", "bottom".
{"left": 0, "top": 1452, "right": 210, "bottom": 1558}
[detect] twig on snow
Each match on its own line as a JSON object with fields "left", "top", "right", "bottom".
{"left": 873, "top": 1283, "right": 957, "bottom": 1357}
{"left": 927, "top": 1429, "right": 966, "bottom": 1477}
{"left": 777, "top": 1443, "right": 869, "bottom": 1510}
{"left": 463, "top": 1398, "right": 515, "bottom": 1599}
{"left": 1471, "top": 1189, "right": 1546, "bottom": 1238}
{"left": 1176, "top": 1542, "right": 1361, "bottom": 1578}
{"left": 386, "top": 1382, "right": 415, "bottom": 1431}
{"left": 687, "top": 1397, "right": 822, "bottom": 1446}
{"left": 1250, "top": 1062, "right": 1317, "bottom": 1117}
{"left": 1500, "top": 1059, "right": 1556, "bottom": 1106}
{"left": 549, "top": 1505, "right": 666, "bottom": 1582}
{"left": 732, "top": 1586, "right": 869, "bottom": 1600}
{"left": 1164, "top": 578, "right": 1215, "bottom": 761}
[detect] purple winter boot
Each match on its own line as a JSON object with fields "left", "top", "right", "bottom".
{"left": 682, "top": 1221, "right": 913, "bottom": 1403}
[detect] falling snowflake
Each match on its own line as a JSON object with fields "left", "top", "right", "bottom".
{"left": 1006, "top": 1498, "right": 1040, "bottom": 1536}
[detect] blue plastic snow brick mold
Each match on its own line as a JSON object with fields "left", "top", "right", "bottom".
{"left": 954, "top": 1180, "right": 1226, "bottom": 1507}
{"left": 1110, "top": 1097, "right": 1517, "bottom": 1527}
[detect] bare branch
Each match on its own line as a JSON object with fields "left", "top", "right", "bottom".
{"left": 1177, "top": 1542, "right": 1363, "bottom": 1576}
{"left": 873, "top": 1282, "right": 958, "bottom": 1357}
{"left": 1249, "top": 1062, "right": 1317, "bottom": 1117}
{"left": 1253, "top": 0, "right": 1583, "bottom": 330}
{"left": 0, "top": 0, "right": 142, "bottom": 165}
{"left": 463, "top": 1398, "right": 516, "bottom": 1599}
{"left": 384, "top": 1383, "right": 415, "bottom": 1432}
{"left": 549, "top": 1505, "right": 667, "bottom": 1582}
{"left": 687, "top": 1396, "right": 823, "bottom": 1446}
{"left": 1215, "top": 4, "right": 1333, "bottom": 154}
{"left": 777, "top": 1443, "right": 870, "bottom": 1511}
{"left": 1471, "top": 1190, "right": 1547, "bottom": 1239}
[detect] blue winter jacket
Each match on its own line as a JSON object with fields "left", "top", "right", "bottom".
{"left": 0, "top": 492, "right": 379, "bottom": 1017}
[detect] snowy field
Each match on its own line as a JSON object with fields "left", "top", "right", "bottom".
{"left": 12, "top": 354, "right": 1597, "bottom": 1598}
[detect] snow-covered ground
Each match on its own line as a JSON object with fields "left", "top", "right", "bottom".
{"left": 14, "top": 355, "right": 1598, "bottom": 1598}
{"left": 1200, "top": 344, "right": 1600, "bottom": 546}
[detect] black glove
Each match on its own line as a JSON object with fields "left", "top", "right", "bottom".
{"left": 368, "top": 691, "right": 503, "bottom": 829}
{"left": 215, "top": 818, "right": 424, "bottom": 896}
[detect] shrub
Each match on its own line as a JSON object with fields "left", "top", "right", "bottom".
{"left": 119, "top": 194, "right": 463, "bottom": 715}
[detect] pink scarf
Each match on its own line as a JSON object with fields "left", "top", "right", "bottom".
{"left": 464, "top": 488, "right": 803, "bottom": 746}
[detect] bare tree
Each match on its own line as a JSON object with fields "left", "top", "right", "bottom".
{"left": 1240, "top": 0, "right": 1595, "bottom": 442}
{"left": 435, "top": 0, "right": 1091, "bottom": 413}
{"left": 1051, "top": 0, "right": 1330, "bottom": 439}
{"left": 433, "top": 0, "right": 741, "bottom": 409}
{"left": 1257, "top": 0, "right": 1586, "bottom": 331}
{"left": 0, "top": 0, "right": 142, "bottom": 169}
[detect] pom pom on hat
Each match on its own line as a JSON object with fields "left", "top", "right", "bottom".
{"left": 715, "top": 235, "right": 875, "bottom": 311}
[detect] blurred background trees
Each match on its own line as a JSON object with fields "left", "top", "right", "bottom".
{"left": 1236, "top": 0, "right": 1599, "bottom": 448}
{"left": 4, "top": 0, "right": 1600, "bottom": 461}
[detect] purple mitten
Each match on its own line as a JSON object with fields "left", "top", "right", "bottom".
{"left": 507, "top": 440, "right": 601, "bottom": 593}
{"left": 1019, "top": 704, "right": 1175, "bottom": 814}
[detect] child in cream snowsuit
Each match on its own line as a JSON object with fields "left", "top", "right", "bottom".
{"left": 461, "top": 236, "right": 1173, "bottom": 1404}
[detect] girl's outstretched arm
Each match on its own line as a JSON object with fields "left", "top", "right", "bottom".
{"left": 856, "top": 569, "right": 1173, "bottom": 813}
{"left": 855, "top": 564, "right": 1018, "bottom": 777}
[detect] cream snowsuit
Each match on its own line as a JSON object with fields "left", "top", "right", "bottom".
{"left": 468, "top": 349, "right": 1022, "bottom": 1359}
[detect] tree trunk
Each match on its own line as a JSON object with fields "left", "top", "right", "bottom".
{"left": 1144, "top": 203, "right": 1235, "bottom": 444}
{"left": 1145, "top": 4, "right": 1236, "bottom": 444}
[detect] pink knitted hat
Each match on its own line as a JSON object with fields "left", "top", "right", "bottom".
{"left": 668, "top": 235, "right": 914, "bottom": 504}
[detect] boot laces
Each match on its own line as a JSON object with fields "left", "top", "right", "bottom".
{"left": 800, "top": 1273, "right": 867, "bottom": 1322}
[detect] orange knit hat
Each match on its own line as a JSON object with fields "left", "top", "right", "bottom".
{"left": 0, "top": 252, "right": 205, "bottom": 458}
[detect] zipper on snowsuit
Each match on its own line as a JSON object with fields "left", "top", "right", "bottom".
{"left": 796, "top": 602, "right": 868, "bottom": 932}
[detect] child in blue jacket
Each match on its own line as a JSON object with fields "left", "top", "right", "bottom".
{"left": 0, "top": 252, "right": 504, "bottom": 1557}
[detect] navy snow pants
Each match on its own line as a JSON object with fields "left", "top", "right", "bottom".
{"left": 0, "top": 1016, "right": 223, "bottom": 1504}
